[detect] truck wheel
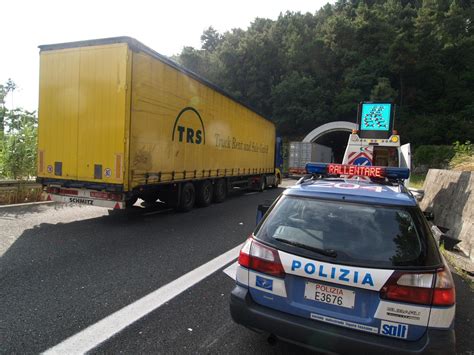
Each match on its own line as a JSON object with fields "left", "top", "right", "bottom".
{"left": 125, "top": 196, "right": 138, "bottom": 208}
{"left": 178, "top": 182, "right": 195, "bottom": 212}
{"left": 196, "top": 180, "right": 213, "bottom": 207}
{"left": 213, "top": 179, "right": 227, "bottom": 203}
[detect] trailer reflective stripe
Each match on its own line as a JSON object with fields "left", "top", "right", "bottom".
{"left": 39, "top": 150, "right": 44, "bottom": 173}
{"left": 115, "top": 153, "right": 122, "bottom": 179}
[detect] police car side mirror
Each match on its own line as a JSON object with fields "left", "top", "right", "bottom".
{"left": 256, "top": 203, "right": 271, "bottom": 225}
{"left": 423, "top": 211, "right": 434, "bottom": 221}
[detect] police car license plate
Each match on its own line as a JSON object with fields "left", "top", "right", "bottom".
{"left": 304, "top": 282, "right": 355, "bottom": 309}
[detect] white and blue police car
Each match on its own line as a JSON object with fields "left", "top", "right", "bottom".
{"left": 230, "top": 163, "right": 455, "bottom": 354}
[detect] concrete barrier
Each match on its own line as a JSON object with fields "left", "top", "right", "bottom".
{"left": 420, "top": 169, "right": 473, "bottom": 260}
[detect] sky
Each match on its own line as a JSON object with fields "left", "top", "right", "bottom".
{"left": 0, "top": 0, "right": 331, "bottom": 112}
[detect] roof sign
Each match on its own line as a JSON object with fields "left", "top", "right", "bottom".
{"left": 305, "top": 163, "right": 410, "bottom": 180}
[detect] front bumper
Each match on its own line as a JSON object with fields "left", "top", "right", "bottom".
{"left": 230, "top": 285, "right": 455, "bottom": 354}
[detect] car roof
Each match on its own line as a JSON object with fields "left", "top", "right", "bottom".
{"left": 284, "top": 178, "right": 417, "bottom": 207}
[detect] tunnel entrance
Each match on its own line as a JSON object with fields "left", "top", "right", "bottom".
{"left": 302, "top": 121, "right": 357, "bottom": 164}
{"left": 313, "top": 130, "right": 350, "bottom": 163}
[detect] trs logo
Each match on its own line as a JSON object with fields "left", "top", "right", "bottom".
{"left": 172, "top": 107, "right": 206, "bottom": 145}
{"left": 380, "top": 321, "right": 408, "bottom": 339}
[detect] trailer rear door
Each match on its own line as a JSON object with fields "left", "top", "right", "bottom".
{"left": 38, "top": 43, "right": 130, "bottom": 188}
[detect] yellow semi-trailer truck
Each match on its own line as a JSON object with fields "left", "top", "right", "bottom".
{"left": 37, "top": 37, "right": 282, "bottom": 210}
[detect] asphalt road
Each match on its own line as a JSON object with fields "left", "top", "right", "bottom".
{"left": 0, "top": 186, "right": 472, "bottom": 354}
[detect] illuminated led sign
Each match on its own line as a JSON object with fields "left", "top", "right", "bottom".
{"left": 357, "top": 102, "right": 395, "bottom": 139}
{"left": 305, "top": 162, "right": 410, "bottom": 180}
{"left": 328, "top": 164, "right": 383, "bottom": 178}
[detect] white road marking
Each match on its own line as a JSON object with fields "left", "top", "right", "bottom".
{"left": 223, "top": 261, "right": 238, "bottom": 280}
{"left": 43, "top": 243, "right": 243, "bottom": 355}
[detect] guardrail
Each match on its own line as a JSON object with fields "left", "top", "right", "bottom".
{"left": 0, "top": 180, "right": 43, "bottom": 205}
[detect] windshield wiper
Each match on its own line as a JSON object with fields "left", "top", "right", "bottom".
{"left": 274, "top": 237, "right": 337, "bottom": 258}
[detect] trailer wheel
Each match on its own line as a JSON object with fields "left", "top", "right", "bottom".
{"left": 213, "top": 179, "right": 227, "bottom": 203}
{"left": 177, "top": 182, "right": 195, "bottom": 212}
{"left": 196, "top": 180, "right": 213, "bottom": 207}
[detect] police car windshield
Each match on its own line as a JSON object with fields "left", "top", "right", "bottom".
{"left": 255, "top": 196, "right": 424, "bottom": 267}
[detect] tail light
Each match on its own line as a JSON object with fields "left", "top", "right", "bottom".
{"left": 380, "top": 267, "right": 455, "bottom": 306}
{"left": 90, "top": 191, "right": 122, "bottom": 201}
{"left": 238, "top": 236, "right": 285, "bottom": 278}
{"left": 107, "top": 193, "right": 122, "bottom": 201}
{"left": 432, "top": 267, "right": 456, "bottom": 306}
{"left": 47, "top": 186, "right": 60, "bottom": 194}
{"left": 60, "top": 188, "right": 78, "bottom": 195}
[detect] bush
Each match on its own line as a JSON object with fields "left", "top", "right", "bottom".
{"left": 450, "top": 141, "right": 473, "bottom": 170}
{"left": 413, "top": 145, "right": 454, "bottom": 171}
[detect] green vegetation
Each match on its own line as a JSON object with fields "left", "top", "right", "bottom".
{"left": 450, "top": 141, "right": 473, "bottom": 170}
{"left": 413, "top": 145, "right": 454, "bottom": 169}
{"left": 0, "top": 79, "right": 38, "bottom": 180}
{"left": 176, "top": 0, "right": 474, "bottom": 145}
{"left": 409, "top": 173, "right": 426, "bottom": 189}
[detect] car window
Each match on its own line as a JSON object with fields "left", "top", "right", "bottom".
{"left": 255, "top": 195, "right": 430, "bottom": 268}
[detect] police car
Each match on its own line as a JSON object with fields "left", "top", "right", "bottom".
{"left": 230, "top": 163, "right": 455, "bottom": 354}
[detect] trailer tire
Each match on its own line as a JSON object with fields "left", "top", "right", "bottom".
{"left": 177, "top": 182, "right": 195, "bottom": 212}
{"left": 213, "top": 179, "right": 227, "bottom": 203}
{"left": 196, "top": 180, "right": 213, "bottom": 207}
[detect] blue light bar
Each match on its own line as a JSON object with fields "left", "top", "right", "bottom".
{"left": 305, "top": 162, "right": 410, "bottom": 180}
{"left": 384, "top": 167, "right": 410, "bottom": 180}
{"left": 305, "top": 163, "right": 328, "bottom": 175}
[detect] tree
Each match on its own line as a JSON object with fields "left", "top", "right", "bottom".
{"left": 370, "top": 77, "right": 398, "bottom": 101}
{"left": 0, "top": 79, "right": 38, "bottom": 180}
{"left": 0, "top": 113, "right": 37, "bottom": 179}
{"left": 0, "top": 78, "right": 16, "bottom": 135}
{"left": 176, "top": 1, "right": 474, "bottom": 146}
{"left": 200, "top": 26, "right": 222, "bottom": 52}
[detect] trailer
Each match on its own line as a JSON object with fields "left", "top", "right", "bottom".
{"left": 288, "top": 142, "right": 332, "bottom": 176}
{"left": 37, "top": 37, "right": 282, "bottom": 210}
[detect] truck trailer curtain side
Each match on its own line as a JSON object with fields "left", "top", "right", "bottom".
{"left": 37, "top": 37, "right": 280, "bottom": 210}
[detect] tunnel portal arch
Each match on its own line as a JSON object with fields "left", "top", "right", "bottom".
{"left": 302, "top": 121, "right": 358, "bottom": 163}
{"left": 302, "top": 121, "right": 357, "bottom": 143}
